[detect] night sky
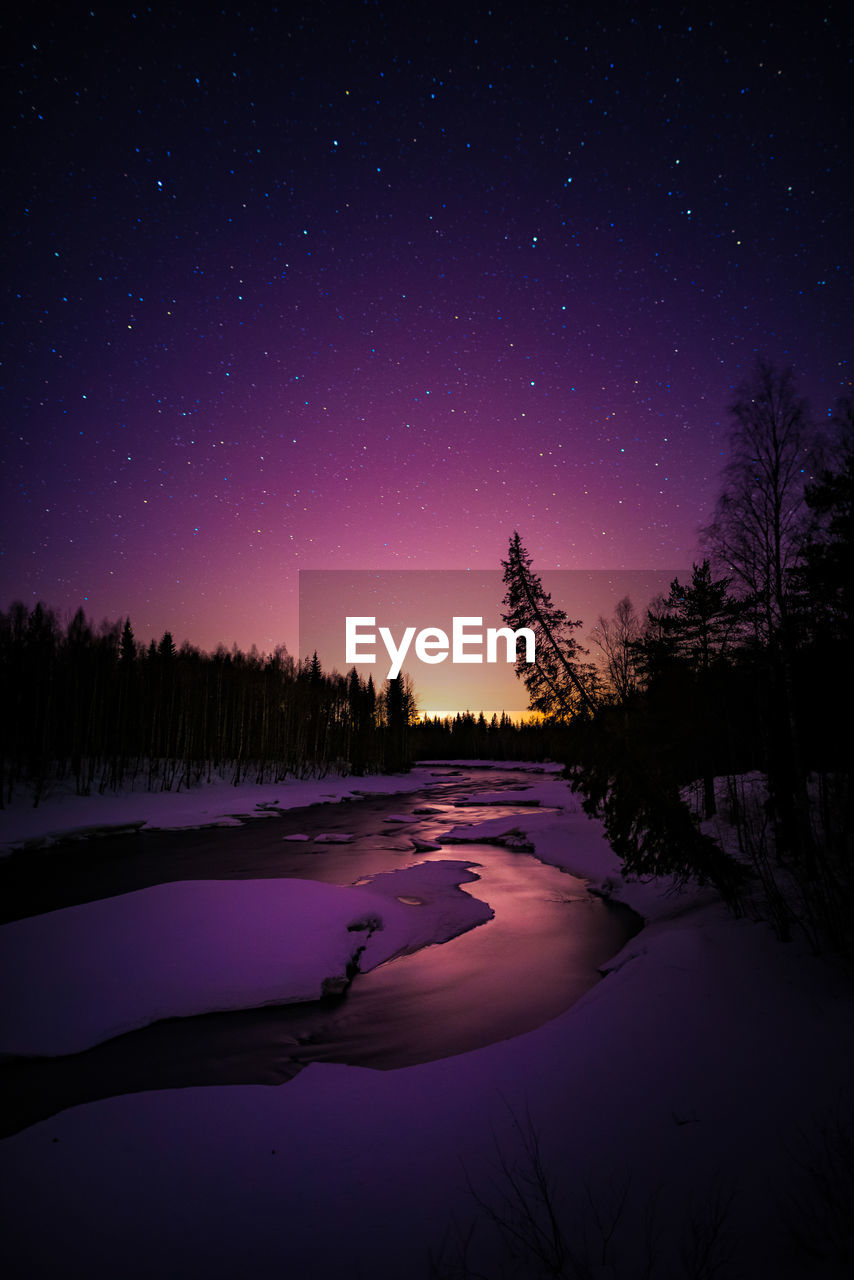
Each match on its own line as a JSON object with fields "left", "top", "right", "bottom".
{"left": 2, "top": 1, "right": 851, "bottom": 661}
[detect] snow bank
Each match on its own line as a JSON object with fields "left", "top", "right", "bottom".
{"left": 458, "top": 774, "right": 576, "bottom": 809}
{"left": 0, "top": 767, "right": 439, "bottom": 855}
{"left": 418, "top": 759, "right": 564, "bottom": 772}
{"left": 0, "top": 862, "right": 491, "bottom": 1057}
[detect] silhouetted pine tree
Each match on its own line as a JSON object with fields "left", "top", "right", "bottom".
{"left": 120, "top": 618, "right": 136, "bottom": 664}
{"left": 382, "top": 674, "right": 415, "bottom": 771}
{"left": 642, "top": 562, "right": 746, "bottom": 817}
{"left": 501, "top": 531, "right": 597, "bottom": 719}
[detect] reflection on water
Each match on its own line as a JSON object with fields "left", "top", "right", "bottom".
{"left": 0, "top": 768, "right": 640, "bottom": 1136}
{"left": 297, "top": 844, "right": 637, "bottom": 1069}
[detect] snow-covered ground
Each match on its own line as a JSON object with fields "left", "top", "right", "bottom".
{"left": 1, "top": 763, "right": 853, "bottom": 1278}
{"left": 0, "top": 864, "right": 492, "bottom": 1057}
{"left": 0, "top": 766, "right": 441, "bottom": 855}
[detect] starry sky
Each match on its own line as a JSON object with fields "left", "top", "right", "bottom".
{"left": 2, "top": 0, "right": 851, "bottom": 665}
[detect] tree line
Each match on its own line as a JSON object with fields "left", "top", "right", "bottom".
{"left": 4, "top": 356, "right": 850, "bottom": 954}
{"left": 0, "top": 612, "right": 417, "bottom": 804}
{"left": 411, "top": 710, "right": 568, "bottom": 762}
{"left": 500, "top": 360, "right": 853, "bottom": 951}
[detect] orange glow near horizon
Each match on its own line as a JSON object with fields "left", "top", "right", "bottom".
{"left": 300, "top": 568, "right": 686, "bottom": 719}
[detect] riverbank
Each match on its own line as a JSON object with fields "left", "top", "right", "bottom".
{"left": 1, "top": 763, "right": 852, "bottom": 1277}
{"left": 0, "top": 765, "right": 459, "bottom": 855}
{"left": 0, "top": 760, "right": 564, "bottom": 856}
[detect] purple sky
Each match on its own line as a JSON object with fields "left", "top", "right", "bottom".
{"left": 2, "top": 1, "right": 851, "bottom": 667}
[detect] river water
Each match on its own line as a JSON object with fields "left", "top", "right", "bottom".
{"left": 1, "top": 766, "right": 639, "bottom": 1135}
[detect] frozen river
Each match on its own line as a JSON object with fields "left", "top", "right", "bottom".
{"left": 1, "top": 766, "right": 638, "bottom": 1135}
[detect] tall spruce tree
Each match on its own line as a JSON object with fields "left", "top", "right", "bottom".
{"left": 650, "top": 561, "right": 742, "bottom": 673}
{"left": 120, "top": 618, "right": 136, "bottom": 664}
{"left": 383, "top": 673, "right": 415, "bottom": 771}
{"left": 500, "top": 531, "right": 597, "bottom": 720}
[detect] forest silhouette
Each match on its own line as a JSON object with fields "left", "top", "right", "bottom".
{"left": 3, "top": 363, "right": 851, "bottom": 947}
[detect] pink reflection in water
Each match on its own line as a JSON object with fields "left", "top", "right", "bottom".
{"left": 297, "top": 843, "right": 635, "bottom": 1069}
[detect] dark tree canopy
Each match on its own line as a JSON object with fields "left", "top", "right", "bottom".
{"left": 649, "top": 561, "right": 743, "bottom": 673}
